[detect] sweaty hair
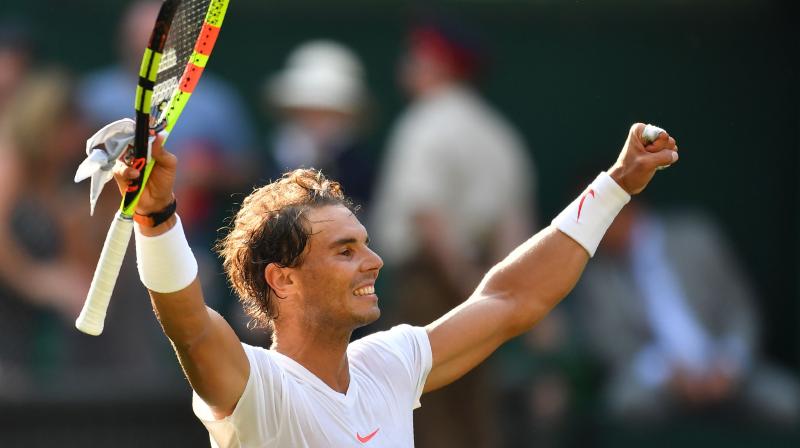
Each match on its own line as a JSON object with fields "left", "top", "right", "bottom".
{"left": 215, "top": 168, "right": 354, "bottom": 330}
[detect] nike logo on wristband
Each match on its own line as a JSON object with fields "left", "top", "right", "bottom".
{"left": 577, "top": 188, "right": 595, "bottom": 222}
{"left": 356, "top": 428, "right": 380, "bottom": 443}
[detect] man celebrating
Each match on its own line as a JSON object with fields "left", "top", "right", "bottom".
{"left": 115, "top": 123, "right": 677, "bottom": 446}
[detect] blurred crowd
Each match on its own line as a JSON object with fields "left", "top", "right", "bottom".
{"left": 0, "top": 1, "right": 797, "bottom": 447}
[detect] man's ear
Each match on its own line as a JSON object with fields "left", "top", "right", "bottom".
{"left": 265, "top": 263, "right": 294, "bottom": 298}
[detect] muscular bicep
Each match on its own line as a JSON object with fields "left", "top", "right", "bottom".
{"left": 151, "top": 279, "right": 249, "bottom": 419}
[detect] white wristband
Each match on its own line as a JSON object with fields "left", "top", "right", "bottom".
{"left": 134, "top": 214, "right": 198, "bottom": 293}
{"left": 551, "top": 171, "right": 630, "bottom": 257}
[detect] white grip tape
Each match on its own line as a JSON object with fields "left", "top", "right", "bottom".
{"left": 551, "top": 172, "right": 630, "bottom": 257}
{"left": 134, "top": 215, "right": 197, "bottom": 293}
{"left": 643, "top": 124, "right": 673, "bottom": 171}
{"left": 75, "top": 212, "right": 134, "bottom": 336}
{"left": 642, "top": 124, "right": 665, "bottom": 145}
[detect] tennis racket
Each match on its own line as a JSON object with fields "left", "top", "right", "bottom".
{"left": 76, "top": 0, "right": 230, "bottom": 335}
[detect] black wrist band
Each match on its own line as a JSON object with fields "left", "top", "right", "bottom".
{"left": 134, "top": 199, "right": 177, "bottom": 227}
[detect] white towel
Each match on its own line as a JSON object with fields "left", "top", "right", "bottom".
{"left": 74, "top": 118, "right": 137, "bottom": 215}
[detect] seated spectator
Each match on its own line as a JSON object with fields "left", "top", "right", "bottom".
{"left": 574, "top": 202, "right": 799, "bottom": 426}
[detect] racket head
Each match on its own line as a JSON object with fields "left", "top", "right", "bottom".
{"left": 121, "top": 0, "right": 229, "bottom": 215}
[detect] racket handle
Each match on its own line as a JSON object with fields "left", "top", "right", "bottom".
{"left": 75, "top": 212, "right": 134, "bottom": 335}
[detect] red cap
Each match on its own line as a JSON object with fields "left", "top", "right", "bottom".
{"left": 409, "top": 25, "right": 484, "bottom": 78}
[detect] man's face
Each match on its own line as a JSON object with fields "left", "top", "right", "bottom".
{"left": 290, "top": 204, "right": 383, "bottom": 330}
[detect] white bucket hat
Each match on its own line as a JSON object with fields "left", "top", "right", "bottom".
{"left": 268, "top": 40, "right": 366, "bottom": 113}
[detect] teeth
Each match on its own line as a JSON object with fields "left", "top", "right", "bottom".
{"left": 353, "top": 285, "right": 375, "bottom": 296}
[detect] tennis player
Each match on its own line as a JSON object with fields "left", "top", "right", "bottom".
{"left": 116, "top": 123, "right": 677, "bottom": 447}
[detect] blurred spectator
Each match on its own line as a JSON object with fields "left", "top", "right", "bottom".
{"left": 0, "top": 69, "right": 180, "bottom": 402}
{"left": 494, "top": 308, "right": 589, "bottom": 448}
{"left": 79, "top": 0, "right": 257, "bottom": 308}
{"left": 0, "top": 18, "right": 34, "bottom": 117}
{"left": 370, "top": 18, "right": 537, "bottom": 448}
{"left": 264, "top": 39, "right": 376, "bottom": 212}
{"left": 575, "top": 202, "right": 800, "bottom": 427}
{"left": 0, "top": 71, "right": 91, "bottom": 394}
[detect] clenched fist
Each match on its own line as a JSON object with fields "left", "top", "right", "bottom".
{"left": 113, "top": 133, "right": 178, "bottom": 215}
{"left": 608, "top": 123, "right": 679, "bottom": 195}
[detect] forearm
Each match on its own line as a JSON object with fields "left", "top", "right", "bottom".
{"left": 137, "top": 214, "right": 209, "bottom": 348}
{"left": 478, "top": 226, "right": 589, "bottom": 335}
{"left": 478, "top": 170, "right": 631, "bottom": 334}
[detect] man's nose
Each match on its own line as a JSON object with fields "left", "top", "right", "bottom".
{"left": 364, "top": 246, "right": 384, "bottom": 271}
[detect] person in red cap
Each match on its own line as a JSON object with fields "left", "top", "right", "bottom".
{"left": 370, "top": 19, "right": 538, "bottom": 448}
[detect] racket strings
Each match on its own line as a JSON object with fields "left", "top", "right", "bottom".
{"left": 152, "top": 0, "right": 211, "bottom": 116}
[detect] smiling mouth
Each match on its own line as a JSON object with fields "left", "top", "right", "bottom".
{"left": 353, "top": 285, "right": 375, "bottom": 296}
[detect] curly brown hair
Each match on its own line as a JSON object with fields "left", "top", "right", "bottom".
{"left": 215, "top": 169, "right": 354, "bottom": 330}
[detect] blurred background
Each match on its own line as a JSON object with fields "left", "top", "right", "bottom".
{"left": 0, "top": 0, "right": 797, "bottom": 446}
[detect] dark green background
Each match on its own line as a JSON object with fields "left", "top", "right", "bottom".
{"left": 2, "top": 0, "right": 797, "bottom": 368}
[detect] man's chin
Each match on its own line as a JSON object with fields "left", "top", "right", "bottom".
{"left": 353, "top": 306, "right": 380, "bottom": 329}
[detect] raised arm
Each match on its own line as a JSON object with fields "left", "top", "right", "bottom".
{"left": 114, "top": 136, "right": 248, "bottom": 418}
{"left": 424, "top": 123, "right": 678, "bottom": 392}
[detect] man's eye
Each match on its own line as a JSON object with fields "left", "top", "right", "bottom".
{"left": 339, "top": 249, "right": 353, "bottom": 257}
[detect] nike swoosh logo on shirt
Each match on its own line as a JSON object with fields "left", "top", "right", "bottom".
{"left": 356, "top": 428, "right": 380, "bottom": 443}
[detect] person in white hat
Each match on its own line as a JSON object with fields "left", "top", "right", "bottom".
{"left": 265, "top": 40, "right": 376, "bottom": 212}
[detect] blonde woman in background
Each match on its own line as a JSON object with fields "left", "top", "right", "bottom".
{"left": 0, "top": 69, "right": 183, "bottom": 403}
{"left": 0, "top": 69, "right": 95, "bottom": 397}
